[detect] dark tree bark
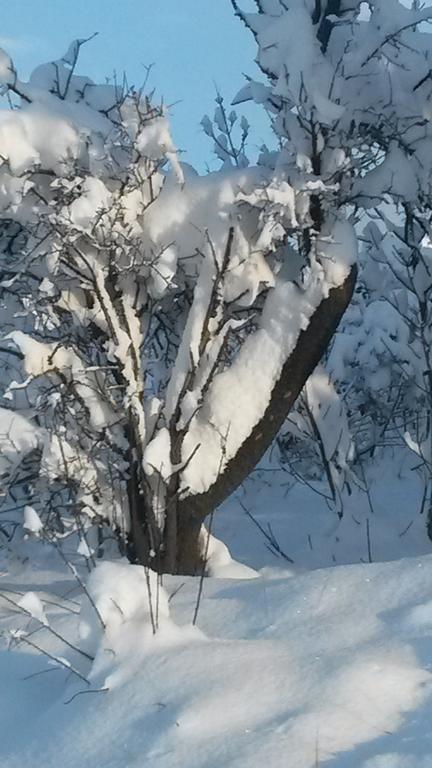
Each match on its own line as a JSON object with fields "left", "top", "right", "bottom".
{"left": 172, "top": 511, "right": 204, "bottom": 575}
{"left": 125, "top": 420, "right": 162, "bottom": 569}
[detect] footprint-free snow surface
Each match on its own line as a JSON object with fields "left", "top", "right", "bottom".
{"left": 1, "top": 551, "right": 432, "bottom": 768}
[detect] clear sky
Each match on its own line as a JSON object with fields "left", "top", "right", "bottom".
{"left": 2, "top": 0, "right": 270, "bottom": 170}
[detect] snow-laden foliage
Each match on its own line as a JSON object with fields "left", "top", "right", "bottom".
{"left": 230, "top": 0, "right": 432, "bottom": 508}
{"left": 3, "top": 1, "right": 432, "bottom": 571}
{"left": 0, "top": 37, "right": 355, "bottom": 572}
{"left": 278, "top": 363, "right": 353, "bottom": 514}
{"left": 201, "top": 93, "right": 250, "bottom": 169}
{"left": 321, "top": 203, "right": 432, "bottom": 533}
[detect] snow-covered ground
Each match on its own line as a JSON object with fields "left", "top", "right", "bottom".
{"left": 1, "top": 556, "right": 432, "bottom": 767}
{"left": 1, "top": 453, "right": 432, "bottom": 768}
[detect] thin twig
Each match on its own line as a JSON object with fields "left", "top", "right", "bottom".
{"left": 64, "top": 687, "right": 109, "bottom": 705}
{"left": 239, "top": 499, "right": 294, "bottom": 564}
{"left": 366, "top": 518, "right": 373, "bottom": 564}
{"left": 18, "top": 636, "right": 90, "bottom": 685}
{"left": 0, "top": 592, "right": 93, "bottom": 661}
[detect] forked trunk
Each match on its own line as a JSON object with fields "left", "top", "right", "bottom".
{"left": 178, "top": 265, "right": 357, "bottom": 527}
{"left": 126, "top": 265, "right": 356, "bottom": 575}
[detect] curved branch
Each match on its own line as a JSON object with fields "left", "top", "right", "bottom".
{"left": 178, "top": 264, "right": 357, "bottom": 523}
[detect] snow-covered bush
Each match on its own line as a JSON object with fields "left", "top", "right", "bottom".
{"left": 14, "top": 0, "right": 432, "bottom": 572}
{"left": 0, "top": 34, "right": 357, "bottom": 574}
{"left": 344, "top": 208, "right": 432, "bottom": 532}
{"left": 232, "top": 0, "right": 432, "bottom": 512}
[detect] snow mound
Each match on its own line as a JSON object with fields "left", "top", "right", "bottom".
{"left": 79, "top": 560, "right": 202, "bottom": 689}
{"left": 204, "top": 532, "right": 259, "bottom": 579}
{"left": 79, "top": 560, "right": 169, "bottom": 655}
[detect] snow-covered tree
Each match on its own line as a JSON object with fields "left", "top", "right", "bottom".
{"left": 0, "top": 33, "right": 357, "bottom": 574}
{"left": 229, "top": 0, "right": 432, "bottom": 502}
{"left": 15, "top": 0, "right": 432, "bottom": 573}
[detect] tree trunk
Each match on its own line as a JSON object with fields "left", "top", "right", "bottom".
{"left": 127, "top": 480, "right": 204, "bottom": 574}
{"left": 126, "top": 460, "right": 151, "bottom": 566}
{"left": 173, "top": 511, "right": 204, "bottom": 575}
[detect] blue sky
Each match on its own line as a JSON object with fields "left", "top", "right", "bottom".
{"left": 2, "top": 0, "right": 270, "bottom": 170}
